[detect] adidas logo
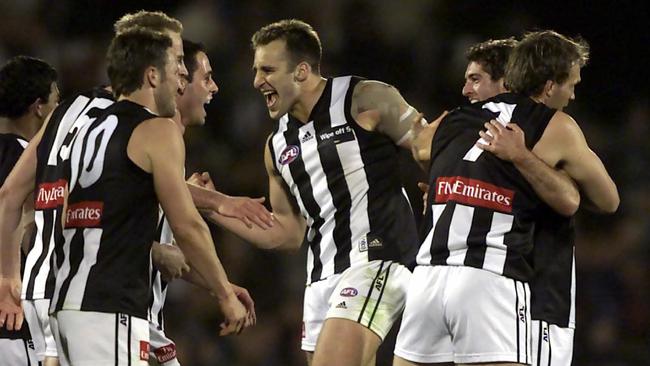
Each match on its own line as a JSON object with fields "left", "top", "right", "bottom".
{"left": 301, "top": 131, "right": 314, "bottom": 143}
{"left": 368, "top": 238, "right": 382, "bottom": 248}
{"left": 335, "top": 301, "right": 347, "bottom": 309}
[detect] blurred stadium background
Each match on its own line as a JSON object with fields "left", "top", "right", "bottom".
{"left": 1, "top": 1, "right": 647, "bottom": 365}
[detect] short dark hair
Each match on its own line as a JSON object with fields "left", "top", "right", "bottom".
{"left": 466, "top": 38, "right": 517, "bottom": 81}
{"left": 505, "top": 30, "right": 590, "bottom": 97}
{"left": 106, "top": 28, "right": 172, "bottom": 97}
{"left": 251, "top": 19, "right": 322, "bottom": 72}
{"left": 113, "top": 10, "right": 182, "bottom": 34}
{"left": 0, "top": 56, "right": 58, "bottom": 119}
{"left": 183, "top": 39, "right": 206, "bottom": 83}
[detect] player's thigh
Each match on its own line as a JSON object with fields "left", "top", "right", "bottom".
{"left": 325, "top": 260, "right": 411, "bottom": 341}
{"left": 394, "top": 266, "right": 453, "bottom": 364}
{"left": 54, "top": 310, "right": 149, "bottom": 366}
{"left": 445, "top": 266, "right": 531, "bottom": 365}
{"left": 312, "top": 317, "right": 381, "bottom": 366}
{"left": 23, "top": 298, "right": 58, "bottom": 359}
{"left": 0, "top": 338, "right": 40, "bottom": 365}
{"left": 302, "top": 273, "right": 342, "bottom": 352}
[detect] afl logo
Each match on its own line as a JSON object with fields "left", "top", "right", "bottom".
{"left": 279, "top": 145, "right": 300, "bottom": 165}
{"left": 340, "top": 287, "right": 358, "bottom": 297}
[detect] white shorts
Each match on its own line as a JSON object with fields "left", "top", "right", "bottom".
{"left": 301, "top": 260, "right": 411, "bottom": 351}
{"left": 395, "top": 265, "right": 532, "bottom": 364}
{"left": 532, "top": 320, "right": 574, "bottom": 366}
{"left": 23, "top": 298, "right": 58, "bottom": 360}
{"left": 0, "top": 338, "right": 39, "bottom": 365}
{"left": 51, "top": 310, "right": 150, "bottom": 366}
{"left": 149, "top": 323, "right": 180, "bottom": 366}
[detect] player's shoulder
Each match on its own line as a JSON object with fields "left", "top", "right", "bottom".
{"left": 135, "top": 116, "right": 182, "bottom": 142}
{"left": 547, "top": 111, "right": 581, "bottom": 136}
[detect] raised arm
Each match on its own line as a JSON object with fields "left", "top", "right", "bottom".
{"left": 532, "top": 112, "right": 619, "bottom": 213}
{"left": 350, "top": 80, "right": 425, "bottom": 149}
{"left": 477, "top": 119, "right": 580, "bottom": 216}
{"left": 207, "top": 137, "right": 306, "bottom": 250}
{"left": 129, "top": 117, "right": 247, "bottom": 335}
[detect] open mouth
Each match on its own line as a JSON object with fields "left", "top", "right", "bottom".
{"left": 263, "top": 90, "right": 278, "bottom": 108}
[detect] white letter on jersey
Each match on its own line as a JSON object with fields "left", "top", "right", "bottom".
{"left": 462, "top": 102, "right": 516, "bottom": 162}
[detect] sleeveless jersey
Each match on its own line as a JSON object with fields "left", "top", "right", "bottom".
{"left": 531, "top": 207, "right": 576, "bottom": 328}
{"left": 50, "top": 100, "right": 159, "bottom": 319}
{"left": 268, "top": 76, "right": 418, "bottom": 284}
{"left": 23, "top": 87, "right": 114, "bottom": 301}
{"left": 0, "top": 134, "right": 32, "bottom": 340}
{"left": 418, "top": 93, "right": 555, "bottom": 282}
{"left": 149, "top": 210, "right": 172, "bottom": 330}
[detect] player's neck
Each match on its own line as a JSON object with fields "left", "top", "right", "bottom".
{"left": 0, "top": 115, "right": 40, "bottom": 140}
{"left": 291, "top": 76, "right": 327, "bottom": 123}
{"left": 119, "top": 89, "right": 158, "bottom": 115}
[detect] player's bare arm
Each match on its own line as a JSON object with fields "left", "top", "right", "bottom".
{"left": 477, "top": 119, "right": 580, "bottom": 216}
{"left": 128, "top": 117, "right": 248, "bottom": 335}
{"left": 532, "top": 112, "right": 619, "bottom": 213}
{"left": 0, "top": 114, "right": 51, "bottom": 331}
{"left": 351, "top": 80, "right": 424, "bottom": 149}
{"left": 207, "top": 137, "right": 306, "bottom": 250}
{"left": 185, "top": 173, "right": 273, "bottom": 229}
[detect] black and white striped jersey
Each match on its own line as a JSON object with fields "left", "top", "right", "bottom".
{"left": 531, "top": 208, "right": 575, "bottom": 328}
{"left": 23, "top": 87, "right": 115, "bottom": 301}
{"left": 0, "top": 133, "right": 32, "bottom": 340}
{"left": 50, "top": 100, "right": 159, "bottom": 319}
{"left": 149, "top": 210, "right": 172, "bottom": 330}
{"left": 419, "top": 93, "right": 555, "bottom": 282}
{"left": 268, "top": 76, "right": 419, "bottom": 284}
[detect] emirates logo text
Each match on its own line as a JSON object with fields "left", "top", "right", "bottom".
{"left": 35, "top": 180, "right": 66, "bottom": 209}
{"left": 65, "top": 201, "right": 103, "bottom": 228}
{"left": 435, "top": 176, "right": 514, "bottom": 213}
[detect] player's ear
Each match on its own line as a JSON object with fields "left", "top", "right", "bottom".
{"left": 293, "top": 61, "right": 310, "bottom": 82}
{"left": 145, "top": 66, "right": 159, "bottom": 87}
{"left": 543, "top": 80, "right": 555, "bottom": 98}
{"left": 27, "top": 98, "right": 42, "bottom": 118}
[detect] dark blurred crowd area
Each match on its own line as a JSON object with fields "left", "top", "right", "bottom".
{"left": 1, "top": 1, "right": 648, "bottom": 365}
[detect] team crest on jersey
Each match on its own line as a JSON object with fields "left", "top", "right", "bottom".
{"left": 279, "top": 145, "right": 300, "bottom": 165}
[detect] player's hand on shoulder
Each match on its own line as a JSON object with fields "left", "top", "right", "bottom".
{"left": 477, "top": 119, "right": 530, "bottom": 163}
{"left": 0, "top": 277, "right": 24, "bottom": 331}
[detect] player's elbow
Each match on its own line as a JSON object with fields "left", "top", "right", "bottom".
{"left": 170, "top": 216, "right": 210, "bottom": 247}
{"left": 559, "top": 192, "right": 581, "bottom": 217}
{"left": 0, "top": 185, "right": 21, "bottom": 210}
{"left": 601, "top": 193, "right": 620, "bottom": 214}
